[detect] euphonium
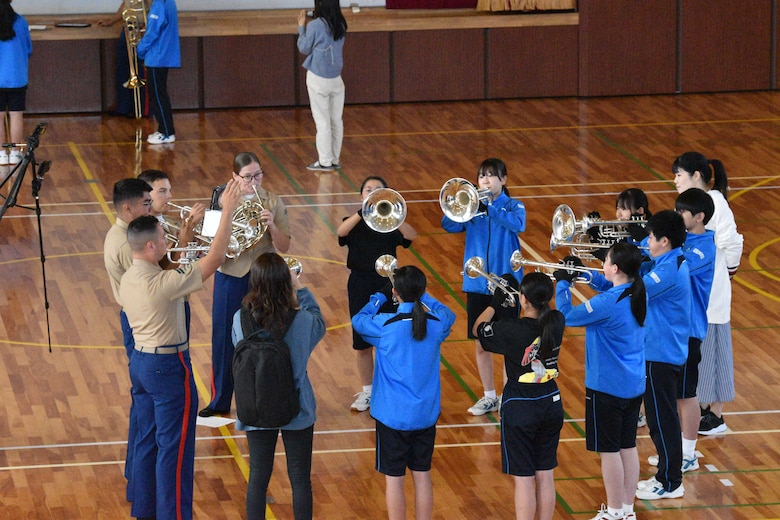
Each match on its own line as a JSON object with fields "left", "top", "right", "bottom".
{"left": 122, "top": 0, "right": 149, "bottom": 120}
{"left": 362, "top": 188, "right": 407, "bottom": 233}
{"left": 439, "top": 178, "right": 493, "bottom": 223}
{"left": 462, "top": 256, "right": 520, "bottom": 306}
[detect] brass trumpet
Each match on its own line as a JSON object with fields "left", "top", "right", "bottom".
{"left": 509, "top": 251, "right": 598, "bottom": 284}
{"left": 439, "top": 178, "right": 493, "bottom": 223}
{"left": 285, "top": 257, "right": 303, "bottom": 278}
{"left": 463, "top": 256, "right": 520, "bottom": 306}
{"left": 363, "top": 188, "right": 406, "bottom": 233}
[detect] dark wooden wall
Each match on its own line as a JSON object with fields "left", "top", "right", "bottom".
{"left": 27, "top": 0, "right": 779, "bottom": 114}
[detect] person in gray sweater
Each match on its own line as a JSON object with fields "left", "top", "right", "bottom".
{"left": 297, "top": 0, "right": 347, "bottom": 171}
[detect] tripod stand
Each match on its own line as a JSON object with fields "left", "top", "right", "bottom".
{"left": 0, "top": 121, "right": 54, "bottom": 352}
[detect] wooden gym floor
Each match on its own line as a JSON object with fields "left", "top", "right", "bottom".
{"left": 1, "top": 91, "right": 780, "bottom": 519}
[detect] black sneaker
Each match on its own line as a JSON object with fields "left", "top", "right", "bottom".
{"left": 698, "top": 412, "right": 727, "bottom": 435}
{"left": 198, "top": 407, "right": 229, "bottom": 418}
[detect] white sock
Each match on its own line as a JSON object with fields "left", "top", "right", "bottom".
{"left": 607, "top": 507, "right": 623, "bottom": 518}
{"left": 362, "top": 385, "right": 372, "bottom": 395}
{"left": 484, "top": 390, "right": 497, "bottom": 400}
{"left": 682, "top": 436, "right": 697, "bottom": 459}
{"left": 623, "top": 503, "right": 634, "bottom": 514}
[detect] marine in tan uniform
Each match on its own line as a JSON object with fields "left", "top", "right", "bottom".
{"left": 119, "top": 179, "right": 241, "bottom": 520}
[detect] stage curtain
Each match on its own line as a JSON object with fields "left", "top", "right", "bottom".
{"left": 476, "top": 0, "right": 576, "bottom": 11}
{"left": 386, "top": 0, "right": 477, "bottom": 8}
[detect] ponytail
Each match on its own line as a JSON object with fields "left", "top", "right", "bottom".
{"left": 709, "top": 159, "right": 729, "bottom": 200}
{"left": 519, "top": 272, "right": 563, "bottom": 359}
{"left": 411, "top": 300, "right": 428, "bottom": 341}
{"left": 393, "top": 265, "right": 428, "bottom": 341}
{"left": 607, "top": 242, "right": 647, "bottom": 326}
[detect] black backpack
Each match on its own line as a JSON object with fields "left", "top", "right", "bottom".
{"left": 232, "top": 307, "right": 300, "bottom": 428}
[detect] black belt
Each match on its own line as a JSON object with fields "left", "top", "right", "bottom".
{"left": 134, "top": 344, "right": 189, "bottom": 355}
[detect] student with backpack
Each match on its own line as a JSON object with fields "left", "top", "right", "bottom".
{"left": 232, "top": 253, "right": 326, "bottom": 520}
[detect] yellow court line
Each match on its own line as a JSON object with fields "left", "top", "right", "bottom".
{"left": 68, "top": 141, "right": 114, "bottom": 224}
{"left": 729, "top": 175, "right": 780, "bottom": 202}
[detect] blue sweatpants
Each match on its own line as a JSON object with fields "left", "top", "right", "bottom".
{"left": 129, "top": 349, "right": 198, "bottom": 520}
{"left": 206, "top": 271, "right": 249, "bottom": 412}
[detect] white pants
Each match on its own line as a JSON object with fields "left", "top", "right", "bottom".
{"left": 306, "top": 70, "right": 345, "bottom": 166}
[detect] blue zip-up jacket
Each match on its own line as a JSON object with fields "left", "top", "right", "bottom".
{"left": 352, "top": 292, "right": 455, "bottom": 431}
{"left": 136, "top": 0, "right": 181, "bottom": 68}
{"left": 683, "top": 230, "right": 716, "bottom": 341}
{"left": 557, "top": 280, "right": 645, "bottom": 398}
{"left": 637, "top": 247, "right": 691, "bottom": 365}
{"left": 442, "top": 191, "right": 526, "bottom": 294}
{"left": 297, "top": 18, "right": 345, "bottom": 79}
{"left": 233, "top": 288, "right": 326, "bottom": 431}
{"left": 0, "top": 14, "right": 32, "bottom": 88}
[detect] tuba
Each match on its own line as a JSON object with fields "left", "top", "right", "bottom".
{"left": 122, "top": 0, "right": 148, "bottom": 120}
{"left": 439, "top": 178, "right": 492, "bottom": 223}
{"left": 362, "top": 188, "right": 406, "bottom": 233}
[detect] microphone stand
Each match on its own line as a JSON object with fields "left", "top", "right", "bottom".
{"left": 0, "top": 122, "right": 53, "bottom": 352}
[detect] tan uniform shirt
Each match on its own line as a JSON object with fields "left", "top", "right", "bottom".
{"left": 119, "top": 259, "right": 203, "bottom": 349}
{"left": 103, "top": 218, "right": 133, "bottom": 305}
{"left": 218, "top": 186, "right": 290, "bottom": 278}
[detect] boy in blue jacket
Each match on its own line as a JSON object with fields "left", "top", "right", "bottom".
{"left": 635, "top": 210, "right": 691, "bottom": 500}
{"left": 647, "top": 189, "right": 715, "bottom": 475}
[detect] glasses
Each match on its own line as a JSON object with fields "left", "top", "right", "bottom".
{"left": 238, "top": 170, "right": 263, "bottom": 182}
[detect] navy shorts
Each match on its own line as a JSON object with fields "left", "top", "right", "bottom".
{"left": 677, "top": 337, "right": 701, "bottom": 399}
{"left": 0, "top": 87, "right": 27, "bottom": 112}
{"left": 585, "top": 388, "right": 642, "bottom": 453}
{"left": 466, "top": 292, "right": 492, "bottom": 339}
{"left": 375, "top": 420, "right": 436, "bottom": 477}
{"left": 501, "top": 389, "right": 564, "bottom": 476}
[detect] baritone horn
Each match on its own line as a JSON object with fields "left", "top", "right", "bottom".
{"left": 122, "top": 0, "right": 148, "bottom": 120}
{"left": 463, "top": 256, "right": 520, "bottom": 306}
{"left": 362, "top": 188, "right": 406, "bottom": 233}
{"left": 509, "top": 250, "right": 599, "bottom": 284}
{"left": 439, "top": 178, "right": 493, "bottom": 223}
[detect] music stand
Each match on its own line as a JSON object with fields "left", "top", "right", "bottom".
{"left": 0, "top": 122, "right": 54, "bottom": 352}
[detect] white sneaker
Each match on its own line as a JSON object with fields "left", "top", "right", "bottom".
{"left": 647, "top": 454, "right": 699, "bottom": 472}
{"left": 624, "top": 513, "right": 636, "bottom": 520}
{"left": 8, "top": 150, "right": 22, "bottom": 164}
{"left": 637, "top": 476, "right": 660, "bottom": 490}
{"left": 0, "top": 151, "right": 8, "bottom": 166}
{"left": 147, "top": 132, "right": 176, "bottom": 144}
{"left": 589, "top": 504, "right": 622, "bottom": 520}
{"left": 467, "top": 396, "right": 500, "bottom": 416}
{"left": 350, "top": 391, "right": 371, "bottom": 412}
{"left": 636, "top": 482, "right": 684, "bottom": 500}
{"left": 637, "top": 413, "right": 647, "bottom": 427}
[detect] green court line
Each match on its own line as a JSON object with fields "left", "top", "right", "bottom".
{"left": 594, "top": 130, "right": 674, "bottom": 188}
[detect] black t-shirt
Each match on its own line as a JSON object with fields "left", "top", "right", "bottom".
{"left": 338, "top": 211, "right": 412, "bottom": 273}
{"left": 477, "top": 316, "right": 563, "bottom": 384}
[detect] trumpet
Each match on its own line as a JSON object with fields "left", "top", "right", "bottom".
{"left": 167, "top": 201, "right": 196, "bottom": 222}
{"left": 166, "top": 236, "right": 242, "bottom": 265}
{"left": 363, "top": 188, "right": 407, "bottom": 233}
{"left": 509, "top": 250, "right": 598, "bottom": 284}
{"left": 285, "top": 257, "right": 303, "bottom": 278}
{"left": 549, "top": 233, "right": 614, "bottom": 263}
{"left": 375, "top": 254, "right": 398, "bottom": 286}
{"left": 463, "top": 256, "right": 520, "bottom": 307}
{"left": 552, "top": 204, "right": 648, "bottom": 243}
{"left": 439, "top": 178, "right": 493, "bottom": 223}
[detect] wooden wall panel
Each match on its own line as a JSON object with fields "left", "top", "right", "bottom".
{"left": 168, "top": 37, "right": 202, "bottom": 110}
{"left": 680, "top": 0, "right": 773, "bottom": 92}
{"left": 202, "top": 35, "right": 295, "bottom": 108}
{"left": 342, "top": 32, "right": 391, "bottom": 105}
{"left": 392, "top": 29, "right": 484, "bottom": 102}
{"left": 578, "top": 0, "right": 677, "bottom": 96}
{"left": 487, "top": 25, "right": 578, "bottom": 99}
{"left": 28, "top": 40, "right": 102, "bottom": 113}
